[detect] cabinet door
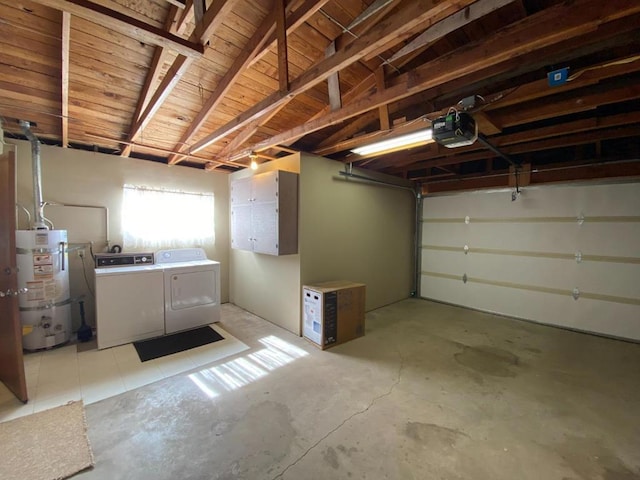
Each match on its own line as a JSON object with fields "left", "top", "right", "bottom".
{"left": 231, "top": 204, "right": 253, "bottom": 251}
{"left": 230, "top": 176, "right": 253, "bottom": 206}
{"left": 252, "top": 170, "right": 278, "bottom": 204}
{"left": 252, "top": 201, "right": 278, "bottom": 255}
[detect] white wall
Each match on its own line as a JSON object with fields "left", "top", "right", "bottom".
{"left": 10, "top": 140, "right": 230, "bottom": 330}
{"left": 421, "top": 182, "right": 640, "bottom": 340}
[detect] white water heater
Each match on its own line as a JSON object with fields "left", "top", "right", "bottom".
{"left": 16, "top": 229, "right": 72, "bottom": 350}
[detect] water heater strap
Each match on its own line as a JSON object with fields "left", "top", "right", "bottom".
{"left": 19, "top": 297, "right": 74, "bottom": 312}
{"left": 17, "top": 247, "right": 68, "bottom": 254}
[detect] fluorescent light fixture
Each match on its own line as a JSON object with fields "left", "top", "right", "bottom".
{"left": 351, "top": 129, "right": 433, "bottom": 156}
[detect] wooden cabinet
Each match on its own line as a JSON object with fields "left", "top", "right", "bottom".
{"left": 230, "top": 170, "right": 298, "bottom": 255}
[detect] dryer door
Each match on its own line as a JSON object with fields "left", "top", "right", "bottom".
{"left": 165, "top": 265, "right": 220, "bottom": 334}
{"left": 170, "top": 269, "right": 216, "bottom": 310}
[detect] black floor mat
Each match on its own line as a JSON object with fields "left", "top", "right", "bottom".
{"left": 133, "top": 326, "right": 224, "bottom": 362}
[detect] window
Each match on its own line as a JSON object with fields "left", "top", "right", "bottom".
{"left": 121, "top": 184, "right": 215, "bottom": 250}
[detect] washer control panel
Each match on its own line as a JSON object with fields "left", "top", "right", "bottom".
{"left": 95, "top": 253, "right": 155, "bottom": 268}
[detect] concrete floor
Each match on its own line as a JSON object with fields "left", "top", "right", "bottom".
{"left": 78, "top": 299, "right": 640, "bottom": 480}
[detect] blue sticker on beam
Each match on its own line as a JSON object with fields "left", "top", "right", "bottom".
{"left": 547, "top": 67, "right": 569, "bottom": 87}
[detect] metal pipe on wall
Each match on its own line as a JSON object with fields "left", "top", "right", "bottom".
{"left": 18, "top": 120, "right": 47, "bottom": 230}
{"left": 47, "top": 203, "right": 111, "bottom": 249}
{"left": 414, "top": 189, "right": 423, "bottom": 298}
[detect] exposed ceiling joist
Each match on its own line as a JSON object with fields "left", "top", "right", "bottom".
{"left": 239, "top": 0, "right": 640, "bottom": 157}
{"left": 173, "top": 0, "right": 195, "bottom": 35}
{"left": 61, "top": 11, "right": 70, "bottom": 148}
{"left": 121, "top": 5, "right": 182, "bottom": 158}
{"left": 386, "top": 0, "right": 517, "bottom": 64}
{"left": 121, "top": 0, "right": 241, "bottom": 156}
{"left": 276, "top": 0, "right": 289, "bottom": 93}
{"left": 29, "top": 0, "right": 205, "bottom": 58}
{"left": 293, "top": 0, "right": 516, "bottom": 152}
{"left": 190, "top": 0, "right": 477, "bottom": 156}
{"left": 2, "top": 0, "right": 639, "bottom": 181}
{"left": 167, "top": 6, "right": 278, "bottom": 165}
{"left": 247, "top": 0, "right": 332, "bottom": 69}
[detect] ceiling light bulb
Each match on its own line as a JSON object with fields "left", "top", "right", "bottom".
{"left": 351, "top": 129, "right": 433, "bottom": 156}
{"left": 249, "top": 151, "right": 259, "bottom": 170}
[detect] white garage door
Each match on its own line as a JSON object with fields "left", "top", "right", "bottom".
{"left": 420, "top": 182, "right": 640, "bottom": 341}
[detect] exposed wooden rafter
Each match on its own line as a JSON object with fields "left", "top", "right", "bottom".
{"left": 375, "top": 67, "right": 389, "bottom": 130}
{"left": 420, "top": 159, "right": 640, "bottom": 193}
{"left": 29, "top": 0, "right": 205, "bottom": 58}
{"left": 311, "top": 0, "right": 519, "bottom": 153}
{"left": 209, "top": 103, "right": 290, "bottom": 171}
{"left": 174, "top": 0, "right": 195, "bottom": 35}
{"left": 247, "top": 0, "right": 332, "bottom": 69}
{"left": 121, "top": 0, "right": 240, "bottom": 157}
{"left": 2, "top": 0, "right": 639, "bottom": 180}
{"left": 386, "top": 0, "right": 517, "bottom": 64}
{"left": 61, "top": 11, "right": 70, "bottom": 148}
{"left": 121, "top": 5, "right": 182, "bottom": 157}
{"left": 167, "top": 5, "right": 278, "bottom": 165}
{"left": 234, "top": 0, "right": 640, "bottom": 159}
{"left": 326, "top": 41, "right": 341, "bottom": 111}
{"left": 192, "top": 0, "right": 477, "bottom": 157}
{"left": 276, "top": 0, "right": 289, "bottom": 93}
{"left": 164, "top": 0, "right": 186, "bottom": 9}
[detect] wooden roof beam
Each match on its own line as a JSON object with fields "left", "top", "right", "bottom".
{"left": 180, "top": 0, "right": 340, "bottom": 161}
{"left": 421, "top": 159, "right": 640, "bottom": 194}
{"left": 397, "top": 123, "right": 640, "bottom": 174}
{"left": 375, "top": 67, "right": 390, "bottom": 130}
{"left": 490, "top": 80, "right": 640, "bottom": 128}
{"left": 170, "top": 0, "right": 329, "bottom": 164}
{"left": 277, "top": 0, "right": 289, "bottom": 93}
{"left": 121, "top": 6, "right": 182, "bottom": 157}
{"left": 191, "top": 0, "right": 476, "bottom": 156}
{"left": 483, "top": 53, "right": 640, "bottom": 112}
{"left": 248, "top": 0, "right": 332, "bottom": 69}
{"left": 174, "top": 0, "right": 195, "bottom": 36}
{"left": 215, "top": 103, "right": 290, "bottom": 161}
{"left": 308, "top": 0, "right": 508, "bottom": 151}
{"left": 30, "top": 0, "right": 205, "bottom": 58}
{"left": 195, "top": 0, "right": 239, "bottom": 43}
{"left": 122, "top": 0, "right": 240, "bottom": 157}
{"left": 61, "top": 11, "right": 70, "bottom": 148}
{"left": 238, "top": 0, "right": 640, "bottom": 158}
{"left": 167, "top": 6, "right": 278, "bottom": 165}
{"left": 164, "top": 0, "right": 186, "bottom": 9}
{"left": 386, "top": 0, "right": 517, "bottom": 64}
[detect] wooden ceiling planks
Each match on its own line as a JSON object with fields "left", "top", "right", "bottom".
{"left": 1, "top": 0, "right": 638, "bottom": 184}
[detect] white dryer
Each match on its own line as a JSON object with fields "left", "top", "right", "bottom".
{"left": 155, "top": 248, "right": 221, "bottom": 334}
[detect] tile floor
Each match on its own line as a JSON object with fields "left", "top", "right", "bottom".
{"left": 0, "top": 324, "right": 248, "bottom": 422}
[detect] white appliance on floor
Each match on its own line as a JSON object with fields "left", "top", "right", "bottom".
{"left": 95, "top": 253, "right": 165, "bottom": 349}
{"left": 16, "top": 229, "right": 72, "bottom": 350}
{"left": 155, "top": 248, "right": 221, "bottom": 334}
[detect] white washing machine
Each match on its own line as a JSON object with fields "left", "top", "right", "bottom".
{"left": 95, "top": 253, "right": 165, "bottom": 349}
{"left": 156, "top": 248, "right": 221, "bottom": 334}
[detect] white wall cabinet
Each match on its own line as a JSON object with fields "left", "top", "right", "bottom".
{"left": 230, "top": 170, "right": 298, "bottom": 255}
